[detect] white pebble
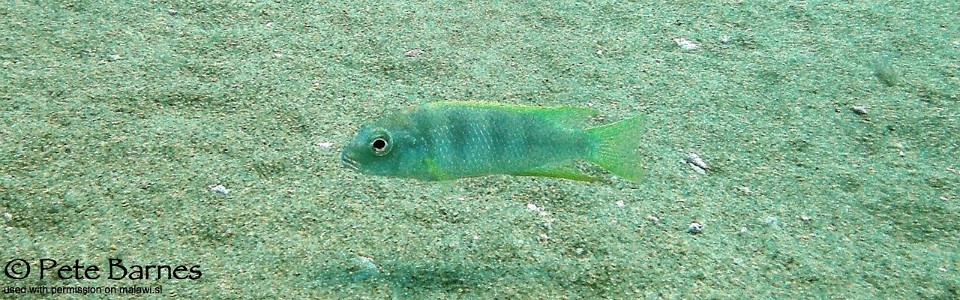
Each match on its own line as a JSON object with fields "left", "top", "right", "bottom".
{"left": 615, "top": 200, "right": 625, "bottom": 208}
{"left": 209, "top": 184, "right": 230, "bottom": 195}
{"left": 674, "top": 38, "right": 700, "bottom": 51}
{"left": 526, "top": 203, "right": 539, "bottom": 212}
{"left": 404, "top": 48, "right": 424, "bottom": 57}
{"left": 851, "top": 105, "right": 869, "bottom": 115}
{"left": 764, "top": 216, "right": 778, "bottom": 227}
{"left": 2, "top": 212, "right": 10, "bottom": 220}
{"left": 316, "top": 141, "right": 334, "bottom": 149}
{"left": 687, "top": 222, "right": 704, "bottom": 233}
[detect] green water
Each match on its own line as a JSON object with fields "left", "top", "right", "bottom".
{"left": 1, "top": 1, "right": 957, "bottom": 298}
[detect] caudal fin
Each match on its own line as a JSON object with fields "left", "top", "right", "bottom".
{"left": 585, "top": 114, "right": 647, "bottom": 182}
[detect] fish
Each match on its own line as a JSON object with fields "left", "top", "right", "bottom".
{"left": 339, "top": 101, "right": 646, "bottom": 182}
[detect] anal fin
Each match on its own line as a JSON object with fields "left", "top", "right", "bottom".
{"left": 513, "top": 163, "right": 598, "bottom": 182}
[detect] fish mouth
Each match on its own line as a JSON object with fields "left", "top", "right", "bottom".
{"left": 340, "top": 152, "right": 360, "bottom": 170}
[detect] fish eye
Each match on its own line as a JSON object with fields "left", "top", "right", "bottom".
{"left": 370, "top": 132, "right": 392, "bottom": 156}
{"left": 369, "top": 128, "right": 392, "bottom": 156}
{"left": 372, "top": 138, "right": 388, "bottom": 151}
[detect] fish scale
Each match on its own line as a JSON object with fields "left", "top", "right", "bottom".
{"left": 424, "top": 105, "right": 586, "bottom": 178}
{"left": 441, "top": 110, "right": 500, "bottom": 176}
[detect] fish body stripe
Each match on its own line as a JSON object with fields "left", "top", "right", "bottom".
{"left": 414, "top": 107, "right": 587, "bottom": 178}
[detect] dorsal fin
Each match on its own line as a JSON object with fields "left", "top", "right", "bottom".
{"left": 424, "top": 101, "right": 599, "bottom": 128}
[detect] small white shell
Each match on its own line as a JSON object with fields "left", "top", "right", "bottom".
{"left": 684, "top": 152, "right": 710, "bottom": 170}
{"left": 674, "top": 38, "right": 700, "bottom": 51}
{"left": 689, "top": 164, "right": 706, "bottom": 175}
{"left": 684, "top": 152, "right": 710, "bottom": 174}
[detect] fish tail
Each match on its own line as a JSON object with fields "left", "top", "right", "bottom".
{"left": 586, "top": 114, "right": 647, "bottom": 182}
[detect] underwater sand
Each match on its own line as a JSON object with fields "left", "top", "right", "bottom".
{"left": 1, "top": 1, "right": 958, "bottom": 298}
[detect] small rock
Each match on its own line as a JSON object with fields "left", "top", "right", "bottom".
{"left": 209, "top": 184, "right": 229, "bottom": 195}
{"left": 526, "top": 203, "right": 540, "bottom": 212}
{"left": 2, "top": 212, "right": 10, "bottom": 220}
{"left": 404, "top": 48, "right": 424, "bottom": 57}
{"left": 764, "top": 216, "right": 778, "bottom": 227}
{"left": 687, "top": 221, "right": 704, "bottom": 234}
{"left": 851, "top": 105, "right": 868, "bottom": 115}
{"left": 537, "top": 233, "right": 550, "bottom": 243}
{"left": 647, "top": 215, "right": 660, "bottom": 223}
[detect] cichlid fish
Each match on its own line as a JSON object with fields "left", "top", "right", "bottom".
{"left": 340, "top": 101, "right": 646, "bottom": 182}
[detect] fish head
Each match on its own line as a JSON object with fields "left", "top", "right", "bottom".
{"left": 340, "top": 120, "right": 425, "bottom": 178}
{"left": 340, "top": 125, "right": 394, "bottom": 174}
